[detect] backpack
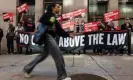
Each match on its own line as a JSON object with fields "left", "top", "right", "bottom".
{"left": 33, "top": 23, "right": 47, "bottom": 45}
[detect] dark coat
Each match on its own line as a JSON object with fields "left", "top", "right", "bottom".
{"left": 121, "top": 23, "right": 133, "bottom": 31}
{"left": 98, "top": 23, "right": 105, "bottom": 31}
{"left": 6, "top": 26, "right": 15, "bottom": 40}
{"left": 24, "top": 22, "right": 35, "bottom": 32}
{"left": 39, "top": 11, "right": 69, "bottom": 37}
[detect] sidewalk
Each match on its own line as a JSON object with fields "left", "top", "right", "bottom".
{"left": 0, "top": 54, "right": 133, "bottom": 80}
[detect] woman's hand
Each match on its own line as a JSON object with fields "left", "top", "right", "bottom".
{"left": 69, "top": 33, "right": 75, "bottom": 38}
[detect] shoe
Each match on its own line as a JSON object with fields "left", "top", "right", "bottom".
{"left": 7, "top": 53, "right": 11, "bottom": 55}
{"left": 119, "top": 54, "right": 123, "bottom": 56}
{"left": 24, "top": 72, "right": 31, "bottom": 78}
{"left": 10, "top": 53, "right": 14, "bottom": 54}
{"left": 62, "top": 77, "right": 71, "bottom": 80}
{"left": 128, "top": 54, "right": 133, "bottom": 56}
{"left": 99, "top": 53, "right": 103, "bottom": 56}
{"left": 107, "top": 53, "right": 111, "bottom": 56}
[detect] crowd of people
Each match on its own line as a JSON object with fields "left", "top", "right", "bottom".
{"left": 0, "top": 14, "right": 132, "bottom": 56}
{"left": 0, "top": 13, "right": 35, "bottom": 55}
{"left": 72, "top": 17, "right": 132, "bottom": 56}
{"left": 0, "top": 3, "right": 132, "bottom": 80}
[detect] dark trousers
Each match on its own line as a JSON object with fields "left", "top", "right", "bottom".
{"left": 97, "top": 48, "right": 102, "bottom": 53}
{"left": 23, "top": 33, "right": 67, "bottom": 80}
{"left": 121, "top": 31, "right": 131, "bottom": 55}
{"left": 128, "top": 32, "right": 131, "bottom": 55}
{"left": 16, "top": 37, "right": 22, "bottom": 54}
{"left": 25, "top": 46, "right": 32, "bottom": 55}
{"left": 17, "top": 46, "right": 22, "bottom": 54}
{"left": 93, "top": 49, "right": 97, "bottom": 53}
{"left": 0, "top": 40, "right": 1, "bottom": 54}
{"left": 7, "top": 38, "right": 14, "bottom": 54}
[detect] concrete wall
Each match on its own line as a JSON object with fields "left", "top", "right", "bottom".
{"left": 108, "top": 0, "right": 119, "bottom": 27}
{"left": 0, "top": 0, "right": 17, "bottom": 52}
{"left": 35, "top": 0, "right": 44, "bottom": 26}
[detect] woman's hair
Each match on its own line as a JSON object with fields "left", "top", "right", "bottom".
{"left": 46, "top": 3, "right": 57, "bottom": 12}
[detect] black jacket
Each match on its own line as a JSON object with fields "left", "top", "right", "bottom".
{"left": 39, "top": 11, "right": 69, "bottom": 37}
{"left": 24, "top": 22, "right": 35, "bottom": 32}
{"left": 98, "top": 23, "right": 105, "bottom": 31}
{"left": 121, "top": 23, "right": 133, "bottom": 31}
{"left": 0, "top": 28, "right": 3, "bottom": 41}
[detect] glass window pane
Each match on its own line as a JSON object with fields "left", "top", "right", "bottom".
{"left": 119, "top": 3, "right": 133, "bottom": 18}
{"left": 88, "top": 1, "right": 107, "bottom": 21}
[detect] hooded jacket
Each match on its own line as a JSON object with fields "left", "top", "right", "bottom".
{"left": 39, "top": 11, "right": 69, "bottom": 37}
{"left": 121, "top": 23, "right": 133, "bottom": 31}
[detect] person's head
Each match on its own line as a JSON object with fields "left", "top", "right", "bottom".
{"left": 8, "top": 21, "right": 13, "bottom": 28}
{"left": 17, "top": 22, "right": 21, "bottom": 26}
{"left": 28, "top": 17, "right": 32, "bottom": 23}
{"left": 81, "top": 20, "right": 85, "bottom": 25}
{"left": 21, "top": 12, "right": 26, "bottom": 16}
{"left": 97, "top": 19, "right": 102, "bottom": 24}
{"left": 75, "top": 18, "right": 79, "bottom": 24}
{"left": 125, "top": 17, "right": 130, "bottom": 23}
{"left": 8, "top": 21, "right": 12, "bottom": 24}
{"left": 47, "top": 3, "right": 60, "bottom": 14}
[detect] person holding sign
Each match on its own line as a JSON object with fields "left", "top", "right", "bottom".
{"left": 20, "top": 13, "right": 35, "bottom": 55}
{"left": 97, "top": 19, "right": 105, "bottom": 56}
{"left": 105, "top": 21, "right": 116, "bottom": 56}
{"left": 74, "top": 18, "right": 80, "bottom": 33}
{"left": 23, "top": 3, "right": 73, "bottom": 80}
{"left": 15, "top": 22, "right": 24, "bottom": 54}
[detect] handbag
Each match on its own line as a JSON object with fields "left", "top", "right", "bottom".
{"left": 33, "top": 23, "right": 47, "bottom": 44}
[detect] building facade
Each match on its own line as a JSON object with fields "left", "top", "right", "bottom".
{"left": 0, "top": 0, "right": 133, "bottom": 51}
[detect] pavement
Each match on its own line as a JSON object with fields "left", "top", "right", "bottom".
{"left": 0, "top": 54, "right": 133, "bottom": 80}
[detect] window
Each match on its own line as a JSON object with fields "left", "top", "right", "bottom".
{"left": 88, "top": 0, "right": 107, "bottom": 21}
{"left": 119, "top": 2, "right": 133, "bottom": 26}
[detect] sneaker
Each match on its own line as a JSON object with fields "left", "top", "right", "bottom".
{"left": 128, "top": 54, "right": 133, "bottom": 56}
{"left": 10, "top": 53, "right": 14, "bottom": 55}
{"left": 24, "top": 72, "right": 31, "bottom": 78}
{"left": 62, "top": 77, "right": 71, "bottom": 80}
